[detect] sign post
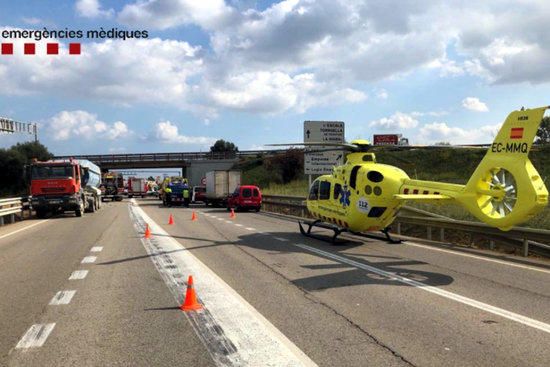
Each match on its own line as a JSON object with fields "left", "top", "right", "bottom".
{"left": 0, "top": 117, "right": 38, "bottom": 142}
{"left": 303, "top": 121, "right": 345, "bottom": 181}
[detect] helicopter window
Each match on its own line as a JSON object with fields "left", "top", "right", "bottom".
{"left": 350, "top": 166, "right": 361, "bottom": 189}
{"left": 373, "top": 186, "right": 382, "bottom": 196}
{"left": 308, "top": 180, "right": 320, "bottom": 200}
{"left": 368, "top": 207, "right": 387, "bottom": 217}
{"left": 367, "top": 171, "right": 384, "bottom": 183}
{"left": 319, "top": 181, "right": 331, "bottom": 200}
{"left": 365, "top": 185, "right": 372, "bottom": 195}
{"left": 362, "top": 154, "right": 374, "bottom": 162}
{"left": 333, "top": 183, "right": 342, "bottom": 199}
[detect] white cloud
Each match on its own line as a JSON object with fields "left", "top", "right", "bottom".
{"left": 154, "top": 120, "right": 217, "bottom": 145}
{"left": 418, "top": 121, "right": 500, "bottom": 144}
{"left": 0, "top": 31, "right": 202, "bottom": 107}
{"left": 75, "top": 0, "right": 114, "bottom": 19}
{"left": 118, "top": 0, "right": 235, "bottom": 30}
{"left": 48, "top": 110, "right": 131, "bottom": 141}
{"left": 21, "top": 17, "right": 43, "bottom": 25}
{"left": 369, "top": 112, "right": 419, "bottom": 130}
{"left": 376, "top": 89, "right": 388, "bottom": 99}
{"left": 462, "top": 97, "right": 489, "bottom": 112}
{"left": 201, "top": 71, "right": 366, "bottom": 115}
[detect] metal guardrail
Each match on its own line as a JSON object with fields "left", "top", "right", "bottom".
{"left": 0, "top": 197, "right": 24, "bottom": 225}
{"left": 261, "top": 195, "right": 550, "bottom": 257}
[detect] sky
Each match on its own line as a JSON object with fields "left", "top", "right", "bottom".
{"left": 1, "top": 0, "right": 550, "bottom": 155}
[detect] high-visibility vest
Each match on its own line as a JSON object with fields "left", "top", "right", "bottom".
{"left": 183, "top": 189, "right": 190, "bottom": 198}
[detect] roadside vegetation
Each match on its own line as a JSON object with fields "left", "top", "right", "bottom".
{"left": 0, "top": 141, "right": 52, "bottom": 196}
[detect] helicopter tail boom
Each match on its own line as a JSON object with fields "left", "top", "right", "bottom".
{"left": 456, "top": 106, "right": 549, "bottom": 230}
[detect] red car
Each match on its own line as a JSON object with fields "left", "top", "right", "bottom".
{"left": 227, "top": 185, "right": 262, "bottom": 212}
{"left": 192, "top": 186, "right": 206, "bottom": 203}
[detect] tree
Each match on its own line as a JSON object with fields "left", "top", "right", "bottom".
{"left": 535, "top": 116, "right": 550, "bottom": 145}
{"left": 0, "top": 141, "right": 53, "bottom": 196}
{"left": 210, "top": 139, "right": 238, "bottom": 153}
{"left": 265, "top": 149, "right": 304, "bottom": 184}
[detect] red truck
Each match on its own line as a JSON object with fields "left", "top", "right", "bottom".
{"left": 29, "top": 159, "right": 102, "bottom": 218}
{"left": 127, "top": 177, "right": 146, "bottom": 198}
{"left": 227, "top": 185, "right": 262, "bottom": 212}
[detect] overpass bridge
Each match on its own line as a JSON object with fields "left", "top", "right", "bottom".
{"left": 54, "top": 149, "right": 287, "bottom": 185}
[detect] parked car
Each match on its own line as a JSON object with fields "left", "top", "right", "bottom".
{"left": 227, "top": 185, "right": 262, "bottom": 212}
{"left": 192, "top": 186, "right": 206, "bottom": 203}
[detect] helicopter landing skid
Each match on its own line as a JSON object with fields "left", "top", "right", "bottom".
{"left": 298, "top": 220, "right": 348, "bottom": 244}
{"left": 350, "top": 227, "right": 402, "bottom": 244}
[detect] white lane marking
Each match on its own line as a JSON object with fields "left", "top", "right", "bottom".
{"left": 90, "top": 246, "right": 103, "bottom": 252}
{"left": 274, "top": 237, "right": 289, "bottom": 242}
{"left": 245, "top": 227, "right": 255, "bottom": 231}
{"left": 130, "top": 204, "right": 317, "bottom": 366}
{"left": 211, "top": 216, "right": 218, "bottom": 218}
{"left": 295, "top": 243, "right": 550, "bottom": 334}
{"left": 225, "top": 220, "right": 233, "bottom": 224}
{"left": 216, "top": 218, "right": 224, "bottom": 221}
{"left": 405, "top": 242, "right": 550, "bottom": 275}
{"left": 69, "top": 270, "right": 88, "bottom": 280}
{"left": 49, "top": 290, "right": 76, "bottom": 305}
{"left": 0, "top": 220, "right": 48, "bottom": 240}
{"left": 81, "top": 256, "right": 97, "bottom": 264}
{"left": 15, "top": 323, "right": 55, "bottom": 349}
{"left": 235, "top": 224, "right": 244, "bottom": 227}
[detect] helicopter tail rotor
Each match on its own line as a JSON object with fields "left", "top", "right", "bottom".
{"left": 457, "top": 106, "right": 549, "bottom": 230}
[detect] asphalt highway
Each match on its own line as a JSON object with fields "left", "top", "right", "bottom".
{"left": 1, "top": 197, "right": 549, "bottom": 366}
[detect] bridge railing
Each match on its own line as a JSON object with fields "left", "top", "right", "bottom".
{"left": 55, "top": 149, "right": 289, "bottom": 164}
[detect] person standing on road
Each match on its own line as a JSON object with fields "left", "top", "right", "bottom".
{"left": 183, "top": 184, "right": 190, "bottom": 207}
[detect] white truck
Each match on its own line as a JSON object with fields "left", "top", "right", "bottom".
{"left": 205, "top": 170, "right": 241, "bottom": 207}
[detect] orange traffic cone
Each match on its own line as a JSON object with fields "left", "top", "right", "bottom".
{"left": 191, "top": 211, "right": 197, "bottom": 221}
{"left": 229, "top": 208, "right": 236, "bottom": 219}
{"left": 180, "top": 275, "right": 202, "bottom": 311}
{"left": 168, "top": 214, "right": 174, "bottom": 225}
{"left": 144, "top": 224, "right": 151, "bottom": 239}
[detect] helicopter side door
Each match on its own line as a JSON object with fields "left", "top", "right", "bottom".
{"left": 307, "top": 179, "right": 320, "bottom": 213}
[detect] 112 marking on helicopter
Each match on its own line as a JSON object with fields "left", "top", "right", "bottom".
{"left": 271, "top": 106, "right": 549, "bottom": 243}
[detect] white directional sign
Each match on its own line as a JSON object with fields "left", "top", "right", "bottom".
{"left": 304, "top": 121, "right": 345, "bottom": 175}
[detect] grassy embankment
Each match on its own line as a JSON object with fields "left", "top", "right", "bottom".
{"left": 241, "top": 146, "right": 550, "bottom": 230}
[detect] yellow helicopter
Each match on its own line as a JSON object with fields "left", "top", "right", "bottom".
{"left": 272, "top": 106, "right": 549, "bottom": 243}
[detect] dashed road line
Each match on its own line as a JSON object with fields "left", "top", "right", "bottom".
{"left": 295, "top": 243, "right": 550, "bottom": 334}
{"left": 81, "top": 256, "right": 97, "bottom": 264}
{"left": 225, "top": 220, "right": 233, "bottom": 224}
{"left": 69, "top": 270, "right": 88, "bottom": 280}
{"left": 16, "top": 323, "right": 56, "bottom": 349}
{"left": 235, "top": 224, "right": 244, "bottom": 227}
{"left": 49, "top": 290, "right": 76, "bottom": 305}
{"left": 90, "top": 246, "right": 103, "bottom": 252}
{"left": 245, "top": 227, "right": 255, "bottom": 231}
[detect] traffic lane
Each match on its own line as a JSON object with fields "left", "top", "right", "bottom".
{"left": 9, "top": 201, "right": 214, "bottom": 367}
{"left": 0, "top": 202, "right": 123, "bottom": 364}
{"left": 147, "top": 204, "right": 550, "bottom": 367}
{"left": 223, "top": 209, "right": 550, "bottom": 324}
{"left": 139, "top": 201, "right": 410, "bottom": 367}
{"left": 197, "top": 210, "right": 550, "bottom": 367}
